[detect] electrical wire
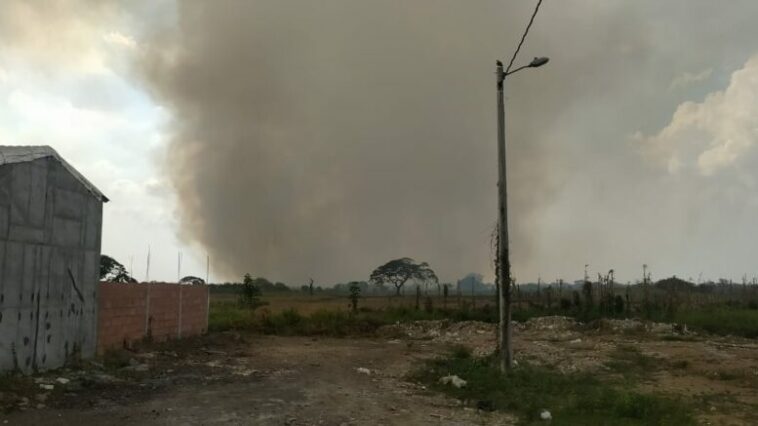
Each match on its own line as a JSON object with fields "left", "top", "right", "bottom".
{"left": 505, "top": 0, "right": 544, "bottom": 74}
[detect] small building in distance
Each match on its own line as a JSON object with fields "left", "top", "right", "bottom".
{"left": 0, "top": 146, "right": 108, "bottom": 373}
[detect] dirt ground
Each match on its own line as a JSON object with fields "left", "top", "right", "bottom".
{"left": 2, "top": 317, "right": 757, "bottom": 425}
{"left": 0, "top": 333, "right": 515, "bottom": 426}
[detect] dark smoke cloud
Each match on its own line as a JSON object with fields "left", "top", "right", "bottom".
{"left": 138, "top": 1, "right": 758, "bottom": 284}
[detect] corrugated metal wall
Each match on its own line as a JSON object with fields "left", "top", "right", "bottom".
{"left": 0, "top": 157, "right": 102, "bottom": 373}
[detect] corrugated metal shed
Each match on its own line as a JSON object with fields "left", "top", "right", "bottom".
{"left": 0, "top": 146, "right": 109, "bottom": 202}
{"left": 0, "top": 145, "right": 106, "bottom": 373}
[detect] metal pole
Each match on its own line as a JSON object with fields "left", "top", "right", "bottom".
{"left": 496, "top": 61, "right": 512, "bottom": 371}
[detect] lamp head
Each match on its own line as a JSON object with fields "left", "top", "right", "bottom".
{"left": 529, "top": 57, "right": 549, "bottom": 68}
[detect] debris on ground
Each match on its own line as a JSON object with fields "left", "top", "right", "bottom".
{"left": 378, "top": 321, "right": 496, "bottom": 355}
{"left": 356, "top": 367, "right": 371, "bottom": 375}
{"left": 520, "top": 316, "right": 577, "bottom": 332}
{"left": 540, "top": 409, "right": 552, "bottom": 420}
{"left": 123, "top": 363, "right": 150, "bottom": 372}
{"left": 595, "top": 318, "right": 690, "bottom": 335}
{"left": 231, "top": 367, "right": 258, "bottom": 377}
{"left": 439, "top": 375, "right": 467, "bottom": 388}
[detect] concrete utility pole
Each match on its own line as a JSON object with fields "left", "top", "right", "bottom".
{"left": 495, "top": 56, "right": 548, "bottom": 372}
{"left": 495, "top": 61, "right": 511, "bottom": 373}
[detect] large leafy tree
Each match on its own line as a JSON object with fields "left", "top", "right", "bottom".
{"left": 100, "top": 254, "right": 137, "bottom": 283}
{"left": 369, "top": 258, "right": 438, "bottom": 296}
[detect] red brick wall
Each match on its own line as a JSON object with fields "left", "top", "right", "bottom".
{"left": 97, "top": 282, "right": 209, "bottom": 353}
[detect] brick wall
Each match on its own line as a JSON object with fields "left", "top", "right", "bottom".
{"left": 97, "top": 282, "right": 209, "bottom": 353}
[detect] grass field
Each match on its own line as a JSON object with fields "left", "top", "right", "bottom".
{"left": 210, "top": 290, "right": 758, "bottom": 339}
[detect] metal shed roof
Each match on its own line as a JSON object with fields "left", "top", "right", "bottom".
{"left": 0, "top": 145, "right": 109, "bottom": 202}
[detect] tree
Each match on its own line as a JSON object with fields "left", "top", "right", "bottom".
{"left": 238, "top": 273, "right": 262, "bottom": 309}
{"left": 180, "top": 276, "right": 205, "bottom": 285}
{"left": 369, "top": 258, "right": 438, "bottom": 296}
{"left": 348, "top": 282, "right": 361, "bottom": 313}
{"left": 100, "top": 255, "right": 137, "bottom": 283}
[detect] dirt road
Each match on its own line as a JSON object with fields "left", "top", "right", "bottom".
{"left": 2, "top": 334, "right": 514, "bottom": 425}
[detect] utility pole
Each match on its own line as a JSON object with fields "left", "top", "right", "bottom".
{"left": 496, "top": 60, "right": 511, "bottom": 372}
{"left": 491, "top": 0, "right": 547, "bottom": 374}
{"left": 495, "top": 55, "right": 549, "bottom": 372}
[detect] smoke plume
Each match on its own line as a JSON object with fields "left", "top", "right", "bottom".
{"left": 137, "top": 1, "right": 758, "bottom": 284}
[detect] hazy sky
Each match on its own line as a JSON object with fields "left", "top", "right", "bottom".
{"left": 2, "top": 1, "right": 758, "bottom": 285}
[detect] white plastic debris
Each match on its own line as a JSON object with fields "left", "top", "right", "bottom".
{"left": 540, "top": 409, "right": 552, "bottom": 420}
{"left": 55, "top": 377, "right": 70, "bottom": 385}
{"left": 439, "top": 375, "right": 467, "bottom": 388}
{"left": 356, "top": 367, "right": 371, "bottom": 375}
{"left": 39, "top": 384, "right": 54, "bottom": 391}
{"left": 569, "top": 338, "right": 582, "bottom": 344}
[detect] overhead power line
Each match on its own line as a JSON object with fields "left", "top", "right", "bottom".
{"left": 505, "top": 0, "right": 544, "bottom": 74}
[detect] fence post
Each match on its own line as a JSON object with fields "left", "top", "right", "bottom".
{"left": 144, "top": 282, "right": 151, "bottom": 336}
{"left": 177, "top": 284, "right": 183, "bottom": 339}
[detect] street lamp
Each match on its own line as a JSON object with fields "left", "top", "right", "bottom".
{"left": 495, "top": 56, "right": 548, "bottom": 372}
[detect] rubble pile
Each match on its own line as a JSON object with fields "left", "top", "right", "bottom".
{"left": 378, "top": 320, "right": 496, "bottom": 355}
{"left": 596, "top": 318, "right": 690, "bottom": 335}
{"left": 518, "top": 316, "right": 577, "bottom": 332}
{"left": 379, "top": 320, "right": 494, "bottom": 341}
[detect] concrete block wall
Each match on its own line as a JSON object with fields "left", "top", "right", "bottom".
{"left": 0, "top": 158, "right": 102, "bottom": 373}
{"left": 96, "top": 284, "right": 148, "bottom": 352}
{"left": 179, "top": 285, "right": 209, "bottom": 337}
{"left": 97, "top": 282, "right": 209, "bottom": 353}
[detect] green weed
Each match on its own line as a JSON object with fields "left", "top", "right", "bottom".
{"left": 410, "top": 354, "right": 694, "bottom": 425}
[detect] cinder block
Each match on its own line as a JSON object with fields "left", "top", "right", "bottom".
{"left": 51, "top": 217, "right": 82, "bottom": 248}
{"left": 53, "top": 188, "right": 85, "bottom": 221}
{"left": 0, "top": 206, "right": 9, "bottom": 239}
{"left": 8, "top": 225, "right": 45, "bottom": 244}
{"left": 49, "top": 160, "right": 82, "bottom": 193}
{"left": 9, "top": 163, "right": 31, "bottom": 225}
{"left": 2, "top": 242, "right": 24, "bottom": 308}
{"left": 0, "top": 166, "right": 11, "bottom": 206}
{"left": 0, "top": 240, "right": 5, "bottom": 292}
{"left": 27, "top": 162, "right": 47, "bottom": 227}
{"left": 83, "top": 200, "right": 101, "bottom": 250}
